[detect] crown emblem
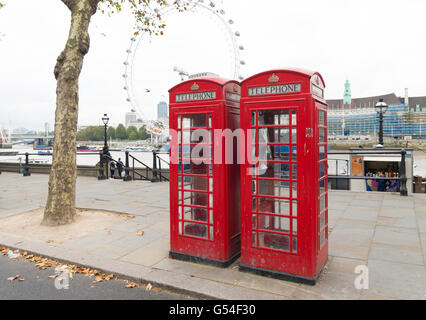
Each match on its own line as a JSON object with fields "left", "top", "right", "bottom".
{"left": 268, "top": 73, "right": 279, "bottom": 83}
{"left": 191, "top": 83, "right": 199, "bottom": 91}
{"left": 233, "top": 84, "right": 239, "bottom": 93}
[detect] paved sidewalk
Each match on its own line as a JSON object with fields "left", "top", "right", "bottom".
{"left": 0, "top": 172, "right": 425, "bottom": 299}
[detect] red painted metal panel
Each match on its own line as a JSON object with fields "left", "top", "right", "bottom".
{"left": 168, "top": 78, "right": 241, "bottom": 265}
{"left": 239, "top": 69, "right": 328, "bottom": 281}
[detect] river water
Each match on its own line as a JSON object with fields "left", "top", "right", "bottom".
{"left": 0, "top": 145, "right": 169, "bottom": 169}
{"left": 3, "top": 145, "right": 426, "bottom": 177}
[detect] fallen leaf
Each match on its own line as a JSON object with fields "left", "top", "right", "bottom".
{"left": 18, "top": 278, "right": 25, "bottom": 281}
{"left": 48, "top": 275, "right": 58, "bottom": 279}
{"left": 94, "top": 276, "right": 103, "bottom": 283}
{"left": 107, "top": 231, "right": 112, "bottom": 235}
{"left": 7, "top": 275, "right": 19, "bottom": 281}
{"left": 45, "top": 240, "right": 53, "bottom": 244}
{"left": 126, "top": 283, "right": 137, "bottom": 288}
{"left": 104, "top": 274, "right": 114, "bottom": 281}
{"left": 136, "top": 231, "right": 145, "bottom": 237}
{"left": 146, "top": 283, "right": 152, "bottom": 291}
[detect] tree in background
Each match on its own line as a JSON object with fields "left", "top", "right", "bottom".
{"left": 138, "top": 125, "right": 149, "bottom": 140}
{"left": 40, "top": 0, "right": 189, "bottom": 226}
{"left": 126, "top": 125, "right": 138, "bottom": 140}
{"left": 115, "top": 123, "right": 127, "bottom": 141}
{"left": 107, "top": 126, "right": 116, "bottom": 140}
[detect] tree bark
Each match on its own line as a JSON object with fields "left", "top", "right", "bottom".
{"left": 42, "top": 0, "right": 99, "bottom": 226}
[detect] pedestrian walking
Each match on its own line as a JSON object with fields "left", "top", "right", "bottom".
{"left": 117, "top": 158, "right": 124, "bottom": 178}
{"left": 110, "top": 161, "right": 116, "bottom": 179}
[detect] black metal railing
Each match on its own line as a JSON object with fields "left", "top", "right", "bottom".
{"left": 0, "top": 151, "right": 99, "bottom": 177}
{"left": 328, "top": 149, "right": 409, "bottom": 196}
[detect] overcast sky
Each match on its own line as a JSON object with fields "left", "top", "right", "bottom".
{"left": 1, "top": 0, "right": 426, "bottom": 131}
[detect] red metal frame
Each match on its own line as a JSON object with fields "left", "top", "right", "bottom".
{"left": 239, "top": 69, "right": 328, "bottom": 284}
{"left": 169, "top": 78, "right": 241, "bottom": 266}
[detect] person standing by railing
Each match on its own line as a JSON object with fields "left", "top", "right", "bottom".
{"left": 110, "top": 161, "right": 116, "bottom": 179}
{"left": 117, "top": 158, "right": 124, "bottom": 178}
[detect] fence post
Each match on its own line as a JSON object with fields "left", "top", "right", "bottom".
{"left": 123, "top": 151, "right": 132, "bottom": 181}
{"left": 399, "top": 149, "right": 408, "bottom": 196}
{"left": 98, "top": 151, "right": 106, "bottom": 180}
{"left": 23, "top": 152, "right": 31, "bottom": 176}
{"left": 151, "top": 150, "right": 159, "bottom": 182}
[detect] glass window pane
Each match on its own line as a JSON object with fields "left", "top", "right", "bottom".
{"left": 251, "top": 129, "right": 256, "bottom": 143}
{"left": 320, "top": 212, "right": 327, "bottom": 230}
{"left": 209, "top": 194, "right": 213, "bottom": 207}
{"left": 179, "top": 221, "right": 182, "bottom": 234}
{"left": 292, "top": 164, "right": 297, "bottom": 180}
{"left": 252, "top": 232, "right": 257, "bottom": 246}
{"left": 259, "top": 232, "right": 290, "bottom": 251}
{"left": 258, "top": 197, "right": 290, "bottom": 215}
{"left": 292, "top": 128, "right": 297, "bottom": 144}
{"left": 184, "top": 222, "right": 207, "bottom": 239}
{"left": 292, "top": 200, "right": 298, "bottom": 217}
{"left": 209, "top": 210, "right": 213, "bottom": 223}
{"left": 183, "top": 191, "right": 208, "bottom": 207}
{"left": 292, "top": 219, "right": 297, "bottom": 235}
{"left": 292, "top": 146, "right": 297, "bottom": 162}
{"left": 258, "top": 128, "right": 290, "bottom": 144}
{"left": 320, "top": 228, "right": 327, "bottom": 247}
{"left": 258, "top": 179, "right": 290, "bottom": 198}
{"left": 252, "top": 197, "right": 257, "bottom": 211}
{"left": 258, "top": 214, "right": 290, "bottom": 233}
{"left": 292, "top": 237, "right": 297, "bottom": 253}
{"left": 292, "top": 110, "right": 297, "bottom": 126}
{"left": 182, "top": 176, "right": 208, "bottom": 191}
{"left": 183, "top": 206, "right": 208, "bottom": 222}
{"left": 320, "top": 179, "right": 326, "bottom": 195}
{"left": 320, "top": 162, "right": 326, "bottom": 178}
{"left": 319, "top": 128, "right": 326, "bottom": 142}
{"left": 258, "top": 162, "right": 290, "bottom": 179}
{"left": 251, "top": 111, "right": 256, "bottom": 126}
{"left": 252, "top": 180, "right": 257, "bottom": 195}
{"left": 292, "top": 183, "right": 297, "bottom": 198}
{"left": 252, "top": 214, "right": 257, "bottom": 229}
{"left": 319, "top": 145, "right": 325, "bottom": 160}
{"left": 182, "top": 162, "right": 208, "bottom": 175}
{"left": 177, "top": 116, "right": 181, "bottom": 129}
{"left": 182, "top": 114, "right": 206, "bottom": 128}
{"left": 210, "top": 226, "right": 214, "bottom": 240}
{"left": 259, "top": 110, "right": 289, "bottom": 126}
{"left": 320, "top": 196, "right": 326, "bottom": 212}
{"left": 319, "top": 110, "right": 325, "bottom": 126}
{"left": 259, "top": 145, "right": 290, "bottom": 161}
{"left": 208, "top": 115, "right": 212, "bottom": 127}
{"left": 178, "top": 206, "right": 182, "bottom": 219}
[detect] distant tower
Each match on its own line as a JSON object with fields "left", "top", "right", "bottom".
{"left": 157, "top": 101, "right": 168, "bottom": 120}
{"left": 343, "top": 80, "right": 352, "bottom": 109}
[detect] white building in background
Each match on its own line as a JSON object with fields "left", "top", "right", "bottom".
{"left": 125, "top": 109, "right": 145, "bottom": 129}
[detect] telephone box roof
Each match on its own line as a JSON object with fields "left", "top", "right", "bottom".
{"left": 241, "top": 68, "right": 326, "bottom": 87}
{"left": 169, "top": 78, "right": 239, "bottom": 92}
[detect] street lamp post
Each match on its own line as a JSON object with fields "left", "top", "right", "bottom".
{"left": 102, "top": 113, "right": 109, "bottom": 150}
{"left": 98, "top": 114, "right": 110, "bottom": 180}
{"left": 375, "top": 99, "right": 388, "bottom": 147}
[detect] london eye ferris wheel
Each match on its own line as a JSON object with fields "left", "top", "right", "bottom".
{"left": 122, "top": 0, "right": 246, "bottom": 133}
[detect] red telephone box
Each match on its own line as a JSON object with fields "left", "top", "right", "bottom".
{"left": 168, "top": 78, "right": 241, "bottom": 267}
{"left": 239, "top": 69, "right": 328, "bottom": 284}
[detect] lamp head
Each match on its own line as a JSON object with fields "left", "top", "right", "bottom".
{"left": 375, "top": 99, "right": 388, "bottom": 113}
{"left": 102, "top": 114, "right": 109, "bottom": 125}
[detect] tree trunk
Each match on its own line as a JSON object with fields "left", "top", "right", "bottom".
{"left": 42, "top": 0, "right": 99, "bottom": 226}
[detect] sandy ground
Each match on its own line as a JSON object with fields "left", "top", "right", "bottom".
{"left": 0, "top": 208, "right": 132, "bottom": 244}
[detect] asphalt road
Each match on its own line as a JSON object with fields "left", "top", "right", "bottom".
{"left": 0, "top": 254, "right": 190, "bottom": 300}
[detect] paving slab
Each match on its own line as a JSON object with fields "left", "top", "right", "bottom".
{"left": 1, "top": 172, "right": 426, "bottom": 299}
{"left": 368, "top": 259, "right": 426, "bottom": 300}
